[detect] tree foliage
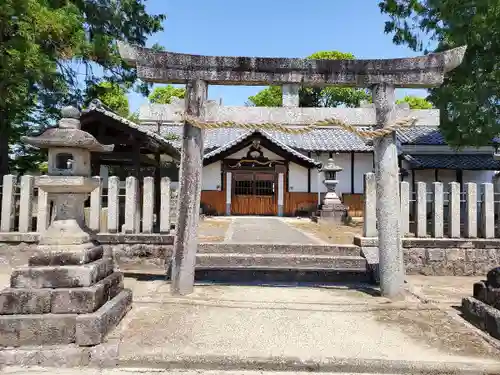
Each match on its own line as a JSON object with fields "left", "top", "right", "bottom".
{"left": 247, "top": 51, "right": 371, "bottom": 108}
{"left": 247, "top": 86, "right": 282, "bottom": 107}
{"left": 379, "top": 0, "right": 500, "bottom": 147}
{"left": 396, "top": 95, "right": 433, "bottom": 109}
{"left": 148, "top": 85, "right": 186, "bottom": 104}
{"left": 86, "top": 82, "right": 130, "bottom": 118}
{"left": 1, "top": 0, "right": 165, "bottom": 175}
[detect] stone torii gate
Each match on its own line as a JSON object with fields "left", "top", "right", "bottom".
{"left": 118, "top": 42, "right": 466, "bottom": 298}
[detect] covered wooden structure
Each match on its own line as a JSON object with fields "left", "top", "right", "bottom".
{"left": 80, "top": 100, "right": 180, "bottom": 225}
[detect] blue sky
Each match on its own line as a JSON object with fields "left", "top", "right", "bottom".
{"left": 128, "top": 0, "right": 427, "bottom": 113}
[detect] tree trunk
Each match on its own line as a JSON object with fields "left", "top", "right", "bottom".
{"left": 0, "top": 125, "right": 9, "bottom": 178}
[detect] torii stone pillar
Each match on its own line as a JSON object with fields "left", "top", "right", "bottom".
{"left": 118, "top": 41, "right": 466, "bottom": 297}
{"left": 372, "top": 84, "right": 404, "bottom": 297}
{"left": 171, "top": 80, "right": 207, "bottom": 295}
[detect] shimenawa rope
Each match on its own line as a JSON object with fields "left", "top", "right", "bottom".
{"left": 177, "top": 112, "right": 418, "bottom": 138}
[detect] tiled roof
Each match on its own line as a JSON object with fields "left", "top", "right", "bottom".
{"left": 404, "top": 154, "right": 500, "bottom": 170}
{"left": 141, "top": 124, "right": 374, "bottom": 152}
{"left": 141, "top": 123, "right": 457, "bottom": 153}
{"left": 396, "top": 126, "right": 446, "bottom": 145}
{"left": 204, "top": 130, "right": 321, "bottom": 167}
{"left": 83, "top": 100, "right": 180, "bottom": 158}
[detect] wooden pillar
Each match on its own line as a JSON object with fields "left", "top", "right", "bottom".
{"left": 225, "top": 172, "right": 232, "bottom": 216}
{"left": 171, "top": 79, "right": 207, "bottom": 296}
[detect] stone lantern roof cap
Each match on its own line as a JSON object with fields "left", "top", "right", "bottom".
{"left": 322, "top": 158, "right": 343, "bottom": 172}
{"left": 21, "top": 106, "right": 114, "bottom": 153}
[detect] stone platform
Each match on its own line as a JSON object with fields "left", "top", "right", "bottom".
{"left": 0, "top": 245, "right": 132, "bottom": 347}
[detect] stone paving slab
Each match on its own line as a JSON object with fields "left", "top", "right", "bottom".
{"left": 224, "top": 217, "right": 322, "bottom": 244}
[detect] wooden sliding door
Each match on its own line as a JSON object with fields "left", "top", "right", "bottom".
{"left": 231, "top": 171, "right": 277, "bottom": 215}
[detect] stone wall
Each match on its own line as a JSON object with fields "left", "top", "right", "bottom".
{"left": 0, "top": 234, "right": 175, "bottom": 273}
{"left": 355, "top": 237, "right": 500, "bottom": 277}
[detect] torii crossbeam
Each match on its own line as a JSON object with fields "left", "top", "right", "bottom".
{"left": 119, "top": 42, "right": 466, "bottom": 298}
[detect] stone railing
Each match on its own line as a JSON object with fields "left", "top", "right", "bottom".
{"left": 0, "top": 174, "right": 178, "bottom": 244}
{"left": 359, "top": 172, "right": 500, "bottom": 277}
{"left": 362, "top": 172, "right": 498, "bottom": 239}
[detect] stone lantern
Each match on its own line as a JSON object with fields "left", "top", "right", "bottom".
{"left": 25, "top": 106, "right": 114, "bottom": 248}
{"left": 0, "top": 106, "right": 132, "bottom": 348}
{"left": 320, "top": 157, "right": 346, "bottom": 223}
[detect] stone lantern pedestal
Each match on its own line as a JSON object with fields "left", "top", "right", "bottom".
{"left": 0, "top": 107, "right": 132, "bottom": 347}
{"left": 320, "top": 158, "right": 347, "bottom": 224}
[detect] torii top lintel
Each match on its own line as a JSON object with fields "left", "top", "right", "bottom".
{"left": 118, "top": 42, "right": 466, "bottom": 89}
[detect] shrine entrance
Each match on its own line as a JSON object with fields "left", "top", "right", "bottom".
{"left": 231, "top": 170, "right": 278, "bottom": 216}
{"left": 118, "top": 41, "right": 466, "bottom": 297}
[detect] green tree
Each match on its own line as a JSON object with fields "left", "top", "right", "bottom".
{"left": 1, "top": 0, "right": 165, "bottom": 176}
{"left": 247, "top": 51, "right": 371, "bottom": 108}
{"left": 396, "top": 95, "right": 433, "bottom": 109}
{"left": 148, "top": 85, "right": 186, "bottom": 104}
{"left": 379, "top": 0, "right": 500, "bottom": 147}
{"left": 86, "top": 82, "right": 130, "bottom": 118}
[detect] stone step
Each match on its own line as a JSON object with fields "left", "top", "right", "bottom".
{"left": 194, "top": 253, "right": 367, "bottom": 271}
{"left": 0, "top": 272, "right": 124, "bottom": 315}
{"left": 10, "top": 257, "right": 114, "bottom": 289}
{"left": 0, "top": 288, "right": 132, "bottom": 347}
{"left": 198, "top": 243, "right": 361, "bottom": 256}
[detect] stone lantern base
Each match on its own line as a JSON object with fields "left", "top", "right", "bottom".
{"left": 320, "top": 191, "right": 347, "bottom": 224}
{"left": 0, "top": 243, "right": 132, "bottom": 347}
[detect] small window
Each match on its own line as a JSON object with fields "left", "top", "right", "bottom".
{"left": 56, "top": 153, "right": 74, "bottom": 169}
{"left": 255, "top": 180, "right": 274, "bottom": 196}
{"left": 235, "top": 180, "right": 253, "bottom": 195}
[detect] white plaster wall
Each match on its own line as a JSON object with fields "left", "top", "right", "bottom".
{"left": 411, "top": 169, "right": 496, "bottom": 193}
{"left": 229, "top": 146, "right": 283, "bottom": 160}
{"left": 353, "top": 153, "right": 374, "bottom": 193}
{"left": 288, "top": 162, "right": 308, "bottom": 192}
{"left": 310, "top": 153, "right": 351, "bottom": 195}
{"left": 202, "top": 161, "right": 222, "bottom": 191}
{"left": 437, "top": 169, "right": 457, "bottom": 192}
{"left": 463, "top": 170, "right": 496, "bottom": 184}
{"left": 413, "top": 169, "right": 436, "bottom": 192}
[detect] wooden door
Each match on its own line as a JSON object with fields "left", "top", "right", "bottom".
{"left": 231, "top": 172, "right": 277, "bottom": 215}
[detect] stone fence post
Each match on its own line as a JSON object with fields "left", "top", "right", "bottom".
{"left": 432, "top": 182, "right": 444, "bottom": 238}
{"left": 363, "top": 172, "right": 376, "bottom": 237}
{"left": 124, "top": 176, "right": 139, "bottom": 233}
{"left": 0, "top": 174, "right": 16, "bottom": 232}
{"left": 160, "top": 177, "right": 171, "bottom": 233}
{"left": 400, "top": 181, "right": 410, "bottom": 237}
{"left": 89, "top": 176, "right": 101, "bottom": 232}
{"left": 142, "top": 176, "right": 154, "bottom": 233}
{"left": 18, "top": 175, "right": 34, "bottom": 232}
{"left": 107, "top": 176, "right": 120, "bottom": 233}
{"left": 448, "top": 182, "right": 461, "bottom": 238}
{"left": 481, "top": 183, "right": 494, "bottom": 238}
{"left": 465, "top": 183, "right": 477, "bottom": 238}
